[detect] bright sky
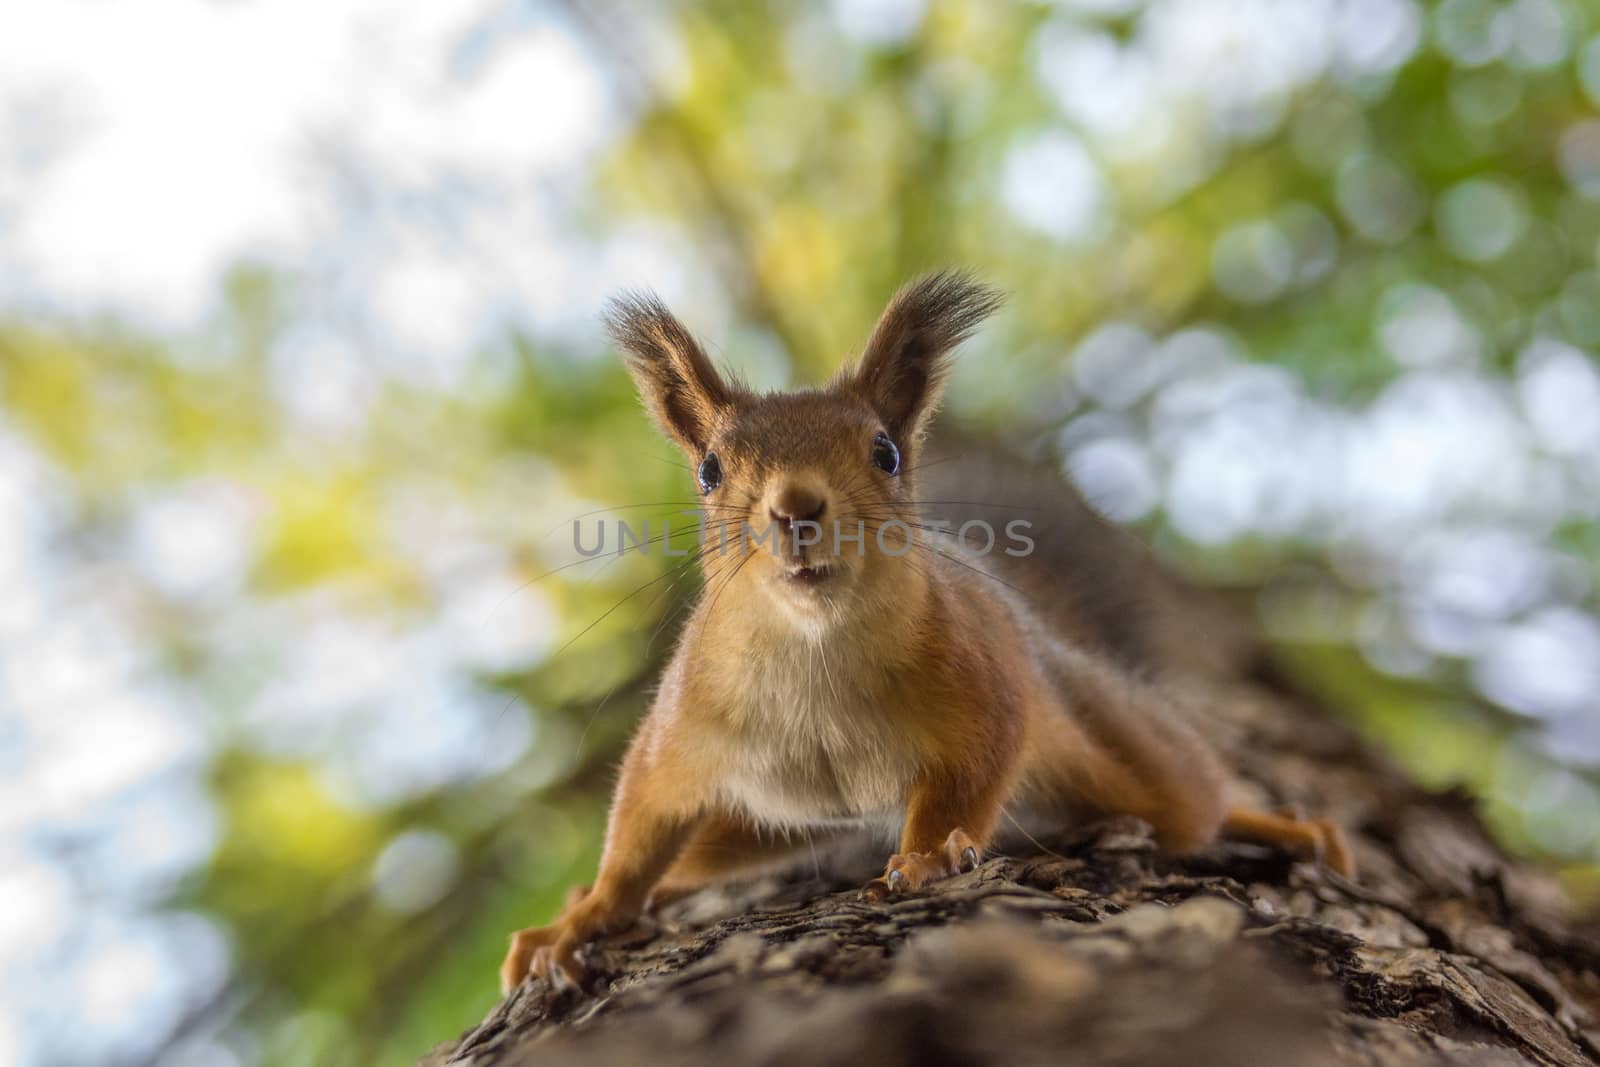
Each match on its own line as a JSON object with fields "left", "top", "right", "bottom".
{"left": 0, "top": 0, "right": 647, "bottom": 363}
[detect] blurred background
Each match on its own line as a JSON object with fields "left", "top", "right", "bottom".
{"left": 3, "top": 0, "right": 1600, "bottom": 1063}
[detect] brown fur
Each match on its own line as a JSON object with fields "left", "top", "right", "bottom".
{"left": 501, "top": 272, "right": 1354, "bottom": 994}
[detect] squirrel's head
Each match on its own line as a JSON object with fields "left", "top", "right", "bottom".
{"left": 608, "top": 271, "right": 1002, "bottom": 630}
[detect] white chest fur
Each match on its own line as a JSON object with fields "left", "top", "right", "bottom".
{"left": 707, "top": 638, "right": 918, "bottom": 831}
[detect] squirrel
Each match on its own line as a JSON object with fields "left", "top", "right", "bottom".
{"left": 500, "top": 271, "right": 1354, "bottom": 994}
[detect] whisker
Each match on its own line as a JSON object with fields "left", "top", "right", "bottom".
{"left": 536, "top": 499, "right": 744, "bottom": 544}
{"left": 849, "top": 519, "right": 1032, "bottom": 598}
{"left": 895, "top": 454, "right": 962, "bottom": 479}
{"left": 702, "top": 535, "right": 762, "bottom": 624}
{"left": 570, "top": 549, "right": 711, "bottom": 757}
{"left": 488, "top": 518, "right": 721, "bottom": 615}
{"left": 642, "top": 452, "right": 693, "bottom": 473}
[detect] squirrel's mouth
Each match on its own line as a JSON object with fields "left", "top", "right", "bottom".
{"left": 781, "top": 562, "right": 838, "bottom": 586}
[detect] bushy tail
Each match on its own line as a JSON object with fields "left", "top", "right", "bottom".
{"left": 918, "top": 428, "right": 1257, "bottom": 682}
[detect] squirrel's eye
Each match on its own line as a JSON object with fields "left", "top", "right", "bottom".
{"left": 871, "top": 433, "right": 900, "bottom": 476}
{"left": 697, "top": 452, "right": 723, "bottom": 493}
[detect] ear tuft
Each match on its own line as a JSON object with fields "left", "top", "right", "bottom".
{"left": 850, "top": 271, "right": 1004, "bottom": 443}
{"left": 606, "top": 292, "right": 738, "bottom": 455}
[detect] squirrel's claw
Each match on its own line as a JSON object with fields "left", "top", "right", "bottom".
{"left": 502, "top": 925, "right": 593, "bottom": 994}
{"left": 1313, "top": 818, "right": 1355, "bottom": 878}
{"left": 1221, "top": 807, "right": 1358, "bottom": 880}
{"left": 501, "top": 925, "right": 554, "bottom": 994}
{"left": 501, "top": 891, "right": 628, "bottom": 995}
{"left": 862, "top": 828, "right": 983, "bottom": 899}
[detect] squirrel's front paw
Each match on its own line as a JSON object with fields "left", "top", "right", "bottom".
{"left": 500, "top": 896, "right": 630, "bottom": 995}
{"left": 862, "top": 828, "right": 982, "bottom": 900}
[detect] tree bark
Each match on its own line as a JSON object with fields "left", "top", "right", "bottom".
{"left": 421, "top": 479, "right": 1600, "bottom": 1067}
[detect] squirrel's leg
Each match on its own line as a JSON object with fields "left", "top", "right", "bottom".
{"left": 501, "top": 738, "right": 700, "bottom": 993}
{"left": 864, "top": 775, "right": 1005, "bottom": 898}
{"left": 1032, "top": 645, "right": 1355, "bottom": 876}
{"left": 646, "top": 815, "right": 841, "bottom": 908}
{"left": 1030, "top": 644, "right": 1231, "bottom": 855}
{"left": 1221, "top": 807, "right": 1354, "bottom": 876}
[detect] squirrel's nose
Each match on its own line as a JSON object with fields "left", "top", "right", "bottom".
{"left": 770, "top": 486, "right": 826, "bottom": 529}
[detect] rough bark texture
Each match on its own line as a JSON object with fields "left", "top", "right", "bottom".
{"left": 421, "top": 487, "right": 1600, "bottom": 1066}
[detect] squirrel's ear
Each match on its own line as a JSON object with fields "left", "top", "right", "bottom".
{"left": 848, "top": 271, "right": 1003, "bottom": 444}
{"left": 606, "top": 293, "right": 739, "bottom": 456}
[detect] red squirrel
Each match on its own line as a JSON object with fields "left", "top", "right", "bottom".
{"left": 500, "top": 272, "right": 1353, "bottom": 993}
